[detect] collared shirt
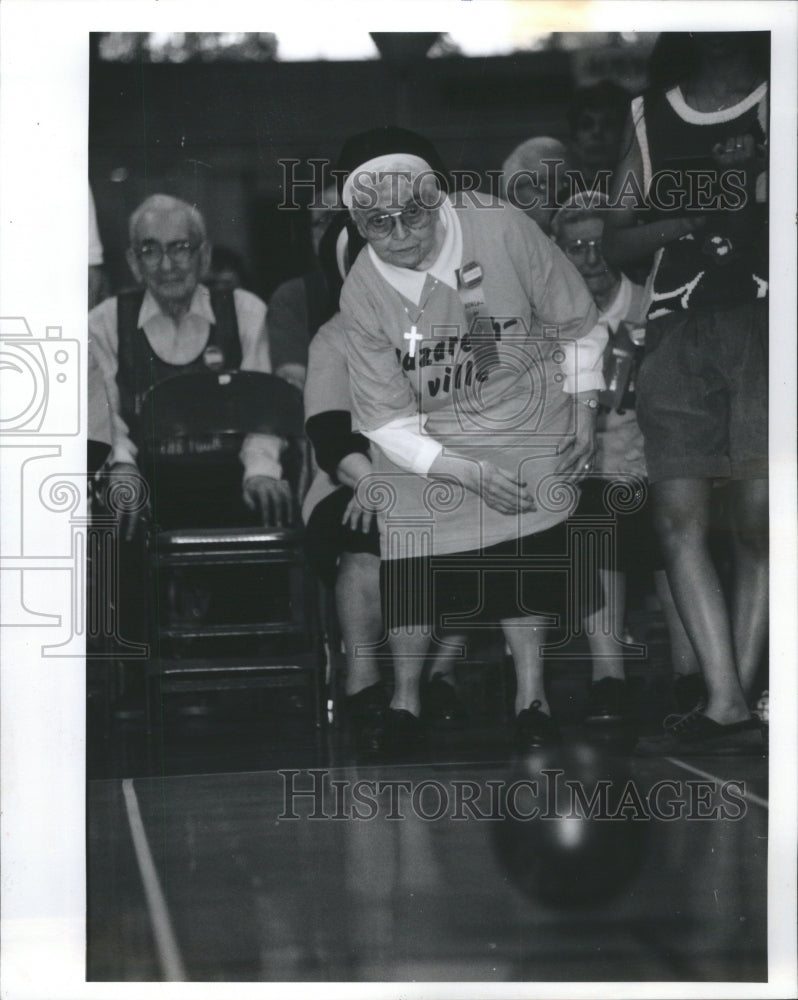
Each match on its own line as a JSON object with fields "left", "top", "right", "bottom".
{"left": 89, "top": 284, "right": 282, "bottom": 480}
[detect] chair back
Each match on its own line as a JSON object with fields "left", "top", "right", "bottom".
{"left": 138, "top": 370, "right": 306, "bottom": 530}
{"left": 139, "top": 370, "right": 304, "bottom": 459}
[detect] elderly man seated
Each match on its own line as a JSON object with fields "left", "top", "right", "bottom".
{"left": 89, "top": 194, "right": 291, "bottom": 537}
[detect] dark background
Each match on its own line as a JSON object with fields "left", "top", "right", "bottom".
{"left": 89, "top": 32, "right": 651, "bottom": 301}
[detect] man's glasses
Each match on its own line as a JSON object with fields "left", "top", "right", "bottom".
{"left": 564, "top": 238, "right": 603, "bottom": 261}
{"left": 134, "top": 239, "right": 201, "bottom": 268}
{"left": 363, "top": 202, "right": 428, "bottom": 239}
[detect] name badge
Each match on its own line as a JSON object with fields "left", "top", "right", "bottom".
{"left": 457, "top": 261, "right": 483, "bottom": 289}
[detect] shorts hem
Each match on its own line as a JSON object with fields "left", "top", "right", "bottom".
{"left": 647, "top": 457, "right": 768, "bottom": 484}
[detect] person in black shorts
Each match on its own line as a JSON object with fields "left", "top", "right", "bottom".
{"left": 551, "top": 192, "right": 701, "bottom": 724}
{"left": 604, "top": 32, "right": 768, "bottom": 755}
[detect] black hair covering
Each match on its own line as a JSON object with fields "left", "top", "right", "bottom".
{"left": 334, "top": 126, "right": 449, "bottom": 198}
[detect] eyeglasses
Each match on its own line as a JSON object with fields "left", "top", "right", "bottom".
{"left": 564, "top": 238, "right": 603, "bottom": 261}
{"left": 134, "top": 239, "right": 201, "bottom": 268}
{"left": 363, "top": 202, "right": 428, "bottom": 239}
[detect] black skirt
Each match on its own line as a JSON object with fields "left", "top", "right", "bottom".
{"left": 304, "top": 485, "right": 381, "bottom": 587}
{"left": 380, "top": 518, "right": 602, "bottom": 632}
{"left": 574, "top": 477, "right": 664, "bottom": 574}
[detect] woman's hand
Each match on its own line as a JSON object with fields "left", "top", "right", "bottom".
{"left": 336, "top": 453, "right": 377, "bottom": 531}
{"left": 341, "top": 490, "right": 375, "bottom": 534}
{"left": 555, "top": 397, "right": 598, "bottom": 479}
{"left": 712, "top": 133, "right": 766, "bottom": 196}
{"left": 712, "top": 132, "right": 759, "bottom": 170}
{"left": 429, "top": 453, "right": 536, "bottom": 516}
{"left": 477, "top": 461, "right": 537, "bottom": 515}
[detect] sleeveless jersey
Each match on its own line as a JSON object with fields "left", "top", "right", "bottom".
{"left": 634, "top": 82, "right": 768, "bottom": 319}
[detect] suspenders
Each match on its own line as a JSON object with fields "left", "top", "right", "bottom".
{"left": 116, "top": 287, "right": 242, "bottom": 446}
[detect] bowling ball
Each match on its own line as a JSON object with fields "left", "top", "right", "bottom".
{"left": 491, "top": 743, "right": 648, "bottom": 907}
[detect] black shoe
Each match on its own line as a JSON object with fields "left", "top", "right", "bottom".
{"left": 584, "top": 677, "right": 629, "bottom": 724}
{"left": 422, "top": 674, "right": 467, "bottom": 729}
{"left": 515, "top": 700, "right": 561, "bottom": 752}
{"left": 673, "top": 672, "right": 708, "bottom": 714}
{"left": 346, "top": 683, "right": 388, "bottom": 758}
{"left": 634, "top": 710, "right": 765, "bottom": 757}
{"left": 384, "top": 708, "right": 425, "bottom": 758}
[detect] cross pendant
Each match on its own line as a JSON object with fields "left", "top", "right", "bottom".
{"left": 404, "top": 324, "right": 423, "bottom": 358}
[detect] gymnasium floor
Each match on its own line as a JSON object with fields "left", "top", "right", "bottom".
{"left": 87, "top": 626, "right": 769, "bottom": 984}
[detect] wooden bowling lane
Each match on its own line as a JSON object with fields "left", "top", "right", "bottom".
{"left": 87, "top": 751, "right": 767, "bottom": 982}
{"left": 88, "top": 779, "right": 162, "bottom": 981}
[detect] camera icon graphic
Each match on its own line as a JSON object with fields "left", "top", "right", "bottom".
{"left": 0, "top": 317, "right": 80, "bottom": 435}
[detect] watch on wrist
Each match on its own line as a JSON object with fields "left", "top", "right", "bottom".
{"left": 578, "top": 396, "right": 600, "bottom": 410}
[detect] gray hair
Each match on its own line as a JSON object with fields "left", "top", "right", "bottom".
{"left": 500, "top": 137, "right": 574, "bottom": 198}
{"left": 549, "top": 190, "right": 610, "bottom": 240}
{"left": 128, "top": 194, "right": 207, "bottom": 245}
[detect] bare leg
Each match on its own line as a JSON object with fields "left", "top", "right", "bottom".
{"left": 585, "top": 568, "right": 627, "bottom": 681}
{"left": 388, "top": 628, "right": 431, "bottom": 717}
{"left": 653, "top": 568, "right": 700, "bottom": 676}
{"left": 502, "top": 616, "right": 550, "bottom": 715}
{"left": 651, "top": 479, "right": 749, "bottom": 724}
{"left": 336, "top": 551, "right": 383, "bottom": 696}
{"left": 727, "top": 478, "right": 769, "bottom": 699}
{"left": 428, "top": 632, "right": 467, "bottom": 683}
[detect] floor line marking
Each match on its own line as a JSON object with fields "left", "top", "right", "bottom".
{"left": 665, "top": 757, "right": 769, "bottom": 809}
{"left": 122, "top": 778, "right": 188, "bottom": 981}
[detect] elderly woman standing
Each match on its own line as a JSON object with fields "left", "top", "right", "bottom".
{"left": 334, "top": 128, "right": 607, "bottom": 754}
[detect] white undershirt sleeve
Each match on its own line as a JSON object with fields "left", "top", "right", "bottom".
{"left": 558, "top": 321, "right": 608, "bottom": 393}
{"left": 364, "top": 415, "right": 443, "bottom": 477}
{"left": 236, "top": 291, "right": 284, "bottom": 482}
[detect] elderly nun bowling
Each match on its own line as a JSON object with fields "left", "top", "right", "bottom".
{"left": 86, "top": 30, "right": 773, "bottom": 983}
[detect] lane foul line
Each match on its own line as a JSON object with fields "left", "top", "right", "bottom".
{"left": 122, "top": 778, "right": 188, "bottom": 981}
{"left": 665, "top": 757, "right": 769, "bottom": 810}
